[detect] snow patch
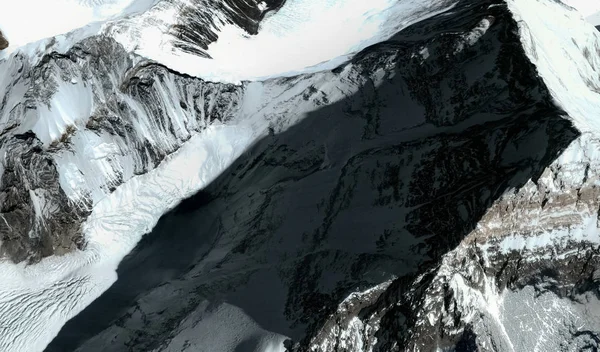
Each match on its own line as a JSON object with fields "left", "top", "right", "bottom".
{"left": 482, "top": 214, "right": 600, "bottom": 256}
{"left": 22, "top": 79, "right": 93, "bottom": 146}
{"left": 454, "top": 16, "right": 494, "bottom": 54}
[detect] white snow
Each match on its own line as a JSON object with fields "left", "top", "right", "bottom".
{"left": 154, "top": 301, "right": 287, "bottom": 352}
{"left": 0, "top": 55, "right": 353, "bottom": 351}
{"left": 22, "top": 79, "right": 94, "bottom": 146}
{"left": 454, "top": 16, "right": 494, "bottom": 54}
{"left": 484, "top": 214, "right": 600, "bottom": 256}
{"left": 0, "top": 0, "right": 597, "bottom": 350}
{"left": 2, "top": 0, "right": 456, "bottom": 83}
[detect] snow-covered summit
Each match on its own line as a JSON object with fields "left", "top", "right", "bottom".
{"left": 106, "top": 0, "right": 457, "bottom": 82}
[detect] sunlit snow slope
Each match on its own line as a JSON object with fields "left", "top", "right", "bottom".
{"left": 508, "top": 0, "right": 600, "bottom": 133}
{"left": 1, "top": 0, "right": 456, "bottom": 82}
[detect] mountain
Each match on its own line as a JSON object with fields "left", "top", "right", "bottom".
{"left": 0, "top": 0, "right": 599, "bottom": 351}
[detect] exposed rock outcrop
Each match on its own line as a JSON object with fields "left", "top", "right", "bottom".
{"left": 0, "top": 30, "right": 8, "bottom": 50}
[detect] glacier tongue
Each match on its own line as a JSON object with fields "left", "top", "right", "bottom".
{"left": 0, "top": 124, "right": 252, "bottom": 352}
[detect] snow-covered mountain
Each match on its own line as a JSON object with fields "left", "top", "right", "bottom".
{"left": 0, "top": 0, "right": 599, "bottom": 351}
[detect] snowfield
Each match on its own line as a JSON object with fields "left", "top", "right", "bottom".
{"left": 117, "top": 0, "right": 457, "bottom": 82}
{"left": 508, "top": 0, "right": 600, "bottom": 133}
{"left": 1, "top": 0, "right": 457, "bottom": 82}
{"left": 0, "top": 0, "right": 433, "bottom": 348}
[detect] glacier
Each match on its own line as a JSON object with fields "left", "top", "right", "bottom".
{"left": 0, "top": 0, "right": 599, "bottom": 351}
{"left": 0, "top": 0, "right": 458, "bottom": 82}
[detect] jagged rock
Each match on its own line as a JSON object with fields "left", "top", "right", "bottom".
{"left": 0, "top": 30, "right": 8, "bottom": 50}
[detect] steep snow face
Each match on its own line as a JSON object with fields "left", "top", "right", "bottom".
{"left": 0, "top": 0, "right": 157, "bottom": 57}
{"left": 109, "top": 0, "right": 457, "bottom": 82}
{"left": 41, "top": 0, "right": 597, "bottom": 350}
{"left": 508, "top": 0, "right": 600, "bottom": 133}
{"left": 2, "top": 0, "right": 457, "bottom": 83}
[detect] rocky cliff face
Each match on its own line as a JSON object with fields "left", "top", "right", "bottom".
{"left": 0, "top": 0, "right": 599, "bottom": 351}
{"left": 0, "top": 31, "right": 8, "bottom": 50}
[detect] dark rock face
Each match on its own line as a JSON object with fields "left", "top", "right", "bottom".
{"left": 46, "top": 1, "right": 597, "bottom": 351}
{"left": 0, "top": 131, "right": 89, "bottom": 263}
{"left": 0, "top": 30, "right": 8, "bottom": 50}
{"left": 171, "top": 0, "right": 286, "bottom": 57}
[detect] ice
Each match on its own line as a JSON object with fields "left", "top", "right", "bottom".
{"left": 22, "top": 79, "right": 94, "bottom": 146}
{"left": 2, "top": 0, "right": 456, "bottom": 82}
{"left": 0, "top": 0, "right": 598, "bottom": 350}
